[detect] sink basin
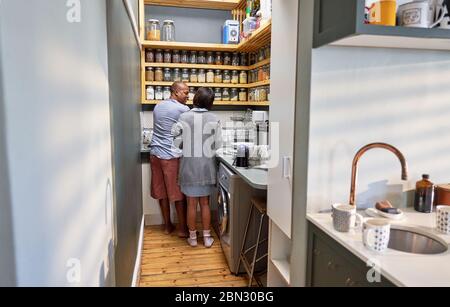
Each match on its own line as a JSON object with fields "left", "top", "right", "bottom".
{"left": 388, "top": 226, "right": 448, "bottom": 255}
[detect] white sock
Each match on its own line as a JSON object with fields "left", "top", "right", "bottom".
{"left": 203, "top": 230, "right": 214, "bottom": 248}
{"left": 187, "top": 230, "right": 197, "bottom": 247}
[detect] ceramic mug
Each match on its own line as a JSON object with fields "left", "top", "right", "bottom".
{"left": 363, "top": 219, "right": 391, "bottom": 252}
{"left": 398, "top": 0, "right": 445, "bottom": 28}
{"left": 331, "top": 204, "right": 364, "bottom": 232}
{"left": 436, "top": 0, "right": 450, "bottom": 28}
{"left": 436, "top": 205, "right": 450, "bottom": 234}
{"left": 368, "top": 0, "right": 397, "bottom": 26}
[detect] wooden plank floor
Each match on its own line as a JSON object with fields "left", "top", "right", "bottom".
{"left": 139, "top": 225, "right": 250, "bottom": 287}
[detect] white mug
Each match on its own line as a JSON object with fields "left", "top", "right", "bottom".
{"left": 363, "top": 219, "right": 391, "bottom": 253}
{"left": 399, "top": 0, "right": 445, "bottom": 28}
{"left": 331, "top": 204, "right": 364, "bottom": 233}
{"left": 436, "top": 205, "right": 450, "bottom": 234}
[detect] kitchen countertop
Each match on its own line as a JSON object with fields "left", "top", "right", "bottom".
{"left": 216, "top": 152, "right": 267, "bottom": 190}
{"left": 307, "top": 208, "right": 450, "bottom": 287}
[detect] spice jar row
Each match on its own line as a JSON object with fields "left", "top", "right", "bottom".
{"left": 248, "top": 65, "right": 270, "bottom": 83}
{"left": 248, "top": 45, "right": 271, "bottom": 66}
{"left": 146, "top": 49, "right": 248, "bottom": 66}
{"left": 146, "top": 86, "right": 249, "bottom": 102}
{"left": 146, "top": 67, "right": 248, "bottom": 84}
{"left": 248, "top": 86, "right": 270, "bottom": 102}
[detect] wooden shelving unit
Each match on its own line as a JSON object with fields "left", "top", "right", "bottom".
{"left": 237, "top": 20, "right": 272, "bottom": 53}
{"left": 143, "top": 100, "right": 269, "bottom": 106}
{"left": 144, "top": 62, "right": 249, "bottom": 71}
{"left": 142, "top": 41, "right": 237, "bottom": 52}
{"left": 144, "top": 0, "right": 240, "bottom": 11}
{"left": 145, "top": 81, "right": 250, "bottom": 88}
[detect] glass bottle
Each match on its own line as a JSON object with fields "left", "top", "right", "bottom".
{"left": 155, "top": 67, "right": 163, "bottom": 81}
{"left": 155, "top": 86, "right": 163, "bottom": 100}
{"left": 264, "top": 45, "right": 271, "bottom": 59}
{"left": 222, "top": 88, "right": 230, "bottom": 101}
{"left": 146, "top": 19, "right": 161, "bottom": 41}
{"left": 215, "top": 52, "right": 223, "bottom": 65}
{"left": 214, "top": 70, "right": 223, "bottom": 83}
{"left": 146, "top": 67, "right": 154, "bottom": 81}
{"left": 181, "top": 69, "right": 190, "bottom": 82}
{"left": 198, "top": 69, "right": 206, "bottom": 83}
{"left": 190, "top": 69, "right": 198, "bottom": 83}
{"left": 163, "top": 68, "right": 172, "bottom": 82}
{"left": 172, "top": 50, "right": 181, "bottom": 63}
{"left": 240, "top": 53, "right": 248, "bottom": 66}
{"left": 231, "top": 70, "right": 239, "bottom": 84}
{"left": 258, "top": 67, "right": 264, "bottom": 82}
{"left": 232, "top": 53, "right": 240, "bottom": 66}
{"left": 173, "top": 68, "right": 181, "bottom": 82}
{"left": 414, "top": 174, "right": 435, "bottom": 213}
{"left": 223, "top": 52, "right": 231, "bottom": 65}
{"left": 258, "top": 48, "right": 265, "bottom": 62}
{"left": 197, "top": 51, "right": 206, "bottom": 64}
{"left": 206, "top": 52, "right": 215, "bottom": 64}
{"left": 155, "top": 49, "right": 163, "bottom": 63}
{"left": 223, "top": 70, "right": 231, "bottom": 84}
{"left": 180, "top": 50, "right": 189, "bottom": 64}
{"left": 163, "top": 86, "right": 171, "bottom": 100}
{"left": 230, "top": 88, "right": 239, "bottom": 101}
{"left": 206, "top": 69, "right": 215, "bottom": 83}
{"left": 214, "top": 88, "right": 222, "bottom": 100}
{"left": 164, "top": 49, "right": 172, "bottom": 63}
{"left": 146, "top": 49, "right": 154, "bottom": 63}
{"left": 162, "top": 20, "right": 175, "bottom": 42}
{"left": 239, "top": 71, "right": 248, "bottom": 84}
{"left": 190, "top": 51, "right": 197, "bottom": 64}
{"left": 146, "top": 86, "right": 155, "bottom": 100}
{"left": 239, "top": 89, "right": 247, "bottom": 101}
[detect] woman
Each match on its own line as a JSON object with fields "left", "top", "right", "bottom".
{"left": 174, "top": 88, "right": 222, "bottom": 247}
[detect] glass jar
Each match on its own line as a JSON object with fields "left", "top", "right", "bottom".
{"left": 163, "top": 68, "right": 172, "bottom": 82}
{"left": 264, "top": 45, "right": 271, "bottom": 59}
{"left": 163, "top": 86, "right": 171, "bottom": 100}
{"left": 146, "top": 67, "right": 154, "bottom": 81}
{"left": 254, "top": 88, "right": 260, "bottom": 101}
{"left": 197, "top": 51, "right": 206, "bottom": 64}
{"left": 146, "top": 49, "right": 154, "bottom": 63}
{"left": 230, "top": 88, "right": 239, "bottom": 101}
{"left": 155, "top": 86, "right": 163, "bottom": 100}
{"left": 264, "top": 65, "right": 270, "bottom": 80}
{"left": 190, "top": 69, "right": 198, "bottom": 83}
{"left": 198, "top": 69, "right": 206, "bottom": 83}
{"left": 180, "top": 50, "right": 189, "bottom": 64}
{"left": 172, "top": 50, "right": 180, "bottom": 63}
{"left": 190, "top": 51, "right": 197, "bottom": 64}
{"left": 248, "top": 69, "right": 254, "bottom": 83}
{"left": 155, "top": 68, "right": 163, "bottom": 81}
{"left": 240, "top": 53, "right": 248, "bottom": 66}
{"left": 223, "top": 70, "right": 231, "bottom": 84}
{"left": 258, "top": 48, "right": 265, "bottom": 62}
{"left": 181, "top": 69, "right": 190, "bottom": 82}
{"left": 239, "top": 71, "right": 248, "bottom": 84}
{"left": 249, "top": 52, "right": 256, "bottom": 65}
{"left": 214, "top": 70, "right": 222, "bottom": 83}
{"left": 146, "top": 19, "right": 160, "bottom": 41}
{"left": 155, "top": 49, "right": 163, "bottom": 63}
{"left": 164, "top": 49, "right": 172, "bottom": 63}
{"left": 173, "top": 68, "right": 181, "bottom": 82}
{"left": 232, "top": 53, "right": 240, "bottom": 66}
{"left": 259, "top": 87, "right": 268, "bottom": 101}
{"left": 222, "top": 88, "right": 230, "bottom": 101}
{"left": 223, "top": 52, "right": 231, "bottom": 65}
{"left": 214, "top": 88, "right": 222, "bottom": 100}
{"left": 189, "top": 87, "right": 196, "bottom": 101}
{"left": 258, "top": 67, "right": 264, "bottom": 82}
{"left": 239, "top": 89, "right": 247, "bottom": 101}
{"left": 215, "top": 52, "right": 223, "bottom": 65}
{"left": 231, "top": 70, "right": 239, "bottom": 84}
{"left": 248, "top": 88, "right": 254, "bottom": 101}
{"left": 146, "top": 86, "right": 155, "bottom": 100}
{"left": 206, "top": 69, "right": 214, "bottom": 83}
{"left": 162, "top": 20, "right": 175, "bottom": 42}
{"left": 206, "top": 52, "right": 214, "bottom": 64}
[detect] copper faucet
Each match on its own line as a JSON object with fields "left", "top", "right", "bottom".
{"left": 349, "top": 143, "right": 408, "bottom": 207}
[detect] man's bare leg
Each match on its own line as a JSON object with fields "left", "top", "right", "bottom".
{"left": 159, "top": 198, "right": 174, "bottom": 234}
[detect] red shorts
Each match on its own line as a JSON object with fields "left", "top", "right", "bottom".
{"left": 150, "top": 155, "right": 185, "bottom": 202}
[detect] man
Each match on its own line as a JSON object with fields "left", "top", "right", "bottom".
{"left": 150, "top": 82, "right": 190, "bottom": 237}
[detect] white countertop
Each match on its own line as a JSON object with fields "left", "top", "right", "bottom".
{"left": 307, "top": 208, "right": 450, "bottom": 287}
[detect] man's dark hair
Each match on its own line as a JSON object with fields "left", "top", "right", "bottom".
{"left": 193, "top": 87, "right": 215, "bottom": 110}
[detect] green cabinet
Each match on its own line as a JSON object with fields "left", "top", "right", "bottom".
{"left": 306, "top": 222, "right": 395, "bottom": 287}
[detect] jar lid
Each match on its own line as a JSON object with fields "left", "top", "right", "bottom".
{"left": 148, "top": 19, "right": 160, "bottom": 23}
{"left": 163, "top": 20, "right": 174, "bottom": 24}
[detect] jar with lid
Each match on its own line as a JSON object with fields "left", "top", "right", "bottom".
{"left": 206, "top": 69, "right": 214, "bottom": 83}
{"left": 155, "top": 49, "right": 163, "bottom": 63}
{"left": 231, "top": 70, "right": 239, "bottom": 84}
{"left": 155, "top": 67, "right": 164, "bottom": 81}
{"left": 264, "top": 65, "right": 270, "bottom": 80}
{"left": 198, "top": 69, "right": 206, "bottom": 83}
{"left": 223, "top": 70, "right": 231, "bottom": 84}
{"left": 248, "top": 88, "right": 254, "bottom": 101}
{"left": 189, "top": 87, "right": 196, "bottom": 101}
{"left": 146, "top": 86, "right": 155, "bottom": 101}
{"left": 146, "top": 19, "right": 160, "bottom": 41}
{"left": 264, "top": 45, "right": 271, "bottom": 59}
{"left": 146, "top": 49, "right": 154, "bottom": 63}
{"left": 239, "top": 71, "right": 248, "bottom": 84}
{"left": 181, "top": 69, "right": 190, "bottom": 82}
{"left": 164, "top": 49, "right": 172, "bottom": 63}
{"left": 240, "top": 53, "right": 248, "bottom": 66}
{"left": 155, "top": 86, "right": 163, "bottom": 100}
{"left": 163, "top": 68, "right": 172, "bottom": 82}
{"left": 232, "top": 53, "right": 240, "bottom": 66}
{"left": 190, "top": 51, "right": 197, "bottom": 64}
{"left": 249, "top": 52, "right": 256, "bottom": 65}
{"left": 146, "top": 67, "right": 154, "bottom": 81}
{"left": 257, "top": 48, "right": 265, "bottom": 62}
{"left": 214, "top": 70, "right": 222, "bottom": 83}
{"left": 162, "top": 20, "right": 175, "bottom": 41}
{"left": 260, "top": 87, "right": 268, "bottom": 101}
{"left": 214, "top": 88, "right": 222, "bottom": 100}
{"left": 173, "top": 68, "right": 181, "bottom": 82}
{"left": 180, "top": 50, "right": 188, "bottom": 64}
{"left": 172, "top": 50, "right": 180, "bottom": 63}
{"left": 197, "top": 51, "right": 206, "bottom": 64}
{"left": 222, "top": 88, "right": 230, "bottom": 101}
{"left": 239, "top": 89, "right": 247, "bottom": 101}
{"left": 206, "top": 52, "right": 215, "bottom": 64}
{"left": 230, "top": 88, "right": 239, "bottom": 101}
{"left": 258, "top": 67, "right": 264, "bottom": 82}
{"left": 215, "top": 52, "right": 223, "bottom": 65}
{"left": 254, "top": 88, "right": 260, "bottom": 102}
{"left": 163, "top": 86, "right": 171, "bottom": 100}
{"left": 223, "top": 52, "right": 231, "bottom": 65}
{"left": 414, "top": 174, "right": 435, "bottom": 213}
{"left": 190, "top": 69, "right": 198, "bottom": 83}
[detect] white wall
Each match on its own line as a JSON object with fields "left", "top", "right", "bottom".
{"left": 308, "top": 46, "right": 450, "bottom": 213}
{"left": 0, "top": 0, "right": 114, "bottom": 286}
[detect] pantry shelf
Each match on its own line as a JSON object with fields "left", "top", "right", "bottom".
{"left": 237, "top": 20, "right": 272, "bottom": 53}
{"left": 144, "top": 0, "right": 240, "bottom": 11}
{"left": 144, "top": 63, "right": 248, "bottom": 71}
{"left": 142, "top": 41, "right": 237, "bottom": 52}
{"left": 247, "top": 80, "right": 270, "bottom": 88}
{"left": 143, "top": 100, "right": 270, "bottom": 106}
{"left": 145, "top": 81, "right": 251, "bottom": 88}
{"left": 248, "top": 58, "right": 271, "bottom": 70}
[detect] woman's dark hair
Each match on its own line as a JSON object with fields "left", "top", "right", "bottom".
{"left": 193, "top": 87, "right": 215, "bottom": 110}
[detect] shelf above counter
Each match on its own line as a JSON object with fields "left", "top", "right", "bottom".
{"left": 144, "top": 80, "right": 270, "bottom": 88}
{"left": 144, "top": 0, "right": 240, "bottom": 10}
{"left": 144, "top": 58, "right": 271, "bottom": 71}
